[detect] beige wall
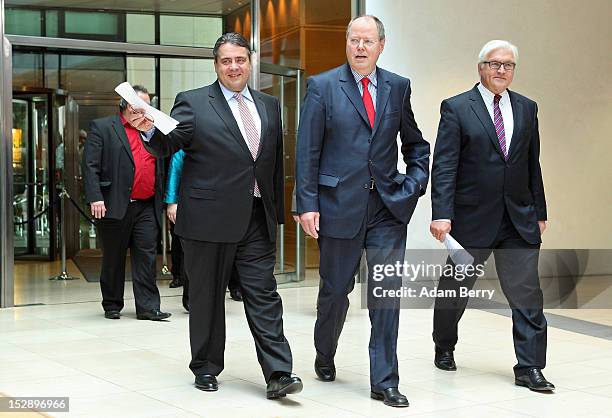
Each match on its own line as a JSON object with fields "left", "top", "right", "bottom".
{"left": 368, "top": 0, "right": 612, "bottom": 249}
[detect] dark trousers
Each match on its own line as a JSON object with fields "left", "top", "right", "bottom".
{"left": 316, "top": 190, "right": 407, "bottom": 391}
{"left": 97, "top": 199, "right": 161, "bottom": 314}
{"left": 432, "top": 210, "right": 547, "bottom": 376}
{"left": 181, "top": 199, "right": 292, "bottom": 382}
{"left": 171, "top": 222, "right": 240, "bottom": 293}
{"left": 170, "top": 222, "right": 185, "bottom": 279}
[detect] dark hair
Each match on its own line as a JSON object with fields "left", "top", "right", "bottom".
{"left": 213, "top": 32, "right": 251, "bottom": 62}
{"left": 119, "top": 84, "right": 149, "bottom": 111}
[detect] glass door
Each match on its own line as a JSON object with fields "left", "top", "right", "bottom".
{"left": 12, "top": 92, "right": 60, "bottom": 259}
{"left": 259, "top": 64, "right": 305, "bottom": 282}
{"left": 68, "top": 93, "right": 120, "bottom": 256}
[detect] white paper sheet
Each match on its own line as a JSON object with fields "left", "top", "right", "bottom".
{"left": 443, "top": 234, "right": 475, "bottom": 267}
{"left": 114, "top": 82, "right": 178, "bottom": 135}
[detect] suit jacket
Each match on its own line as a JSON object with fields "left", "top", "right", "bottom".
{"left": 142, "top": 81, "right": 284, "bottom": 243}
{"left": 82, "top": 114, "right": 164, "bottom": 227}
{"left": 431, "top": 85, "right": 547, "bottom": 247}
{"left": 296, "top": 63, "right": 430, "bottom": 239}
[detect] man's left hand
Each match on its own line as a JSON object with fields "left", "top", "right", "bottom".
{"left": 538, "top": 220, "right": 546, "bottom": 235}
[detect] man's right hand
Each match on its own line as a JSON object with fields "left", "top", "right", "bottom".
{"left": 91, "top": 201, "right": 106, "bottom": 219}
{"left": 299, "top": 211, "right": 320, "bottom": 239}
{"left": 125, "top": 105, "right": 154, "bottom": 132}
{"left": 430, "top": 220, "right": 451, "bottom": 242}
{"left": 167, "top": 203, "right": 178, "bottom": 224}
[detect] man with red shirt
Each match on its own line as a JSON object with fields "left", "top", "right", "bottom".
{"left": 83, "top": 85, "right": 170, "bottom": 321}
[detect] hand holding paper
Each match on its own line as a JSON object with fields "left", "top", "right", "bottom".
{"left": 443, "top": 234, "right": 475, "bottom": 267}
{"left": 114, "top": 82, "right": 179, "bottom": 135}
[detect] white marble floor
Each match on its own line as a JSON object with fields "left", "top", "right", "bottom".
{"left": 2, "top": 277, "right": 612, "bottom": 417}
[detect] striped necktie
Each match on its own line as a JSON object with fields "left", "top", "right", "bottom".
{"left": 494, "top": 94, "right": 508, "bottom": 160}
{"left": 234, "top": 92, "right": 261, "bottom": 197}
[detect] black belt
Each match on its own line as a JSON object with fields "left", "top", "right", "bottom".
{"left": 129, "top": 196, "right": 154, "bottom": 203}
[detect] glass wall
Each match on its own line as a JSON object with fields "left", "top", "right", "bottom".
{"left": 160, "top": 58, "right": 217, "bottom": 114}
{"left": 5, "top": 6, "right": 223, "bottom": 47}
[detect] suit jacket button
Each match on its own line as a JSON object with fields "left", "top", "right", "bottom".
{"left": 368, "top": 139, "right": 372, "bottom": 143}
{"left": 249, "top": 189, "right": 253, "bottom": 194}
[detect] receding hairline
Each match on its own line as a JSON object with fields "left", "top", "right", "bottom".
{"left": 346, "top": 15, "right": 385, "bottom": 40}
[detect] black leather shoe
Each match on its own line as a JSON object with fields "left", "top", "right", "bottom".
{"left": 104, "top": 310, "right": 120, "bottom": 320}
{"left": 136, "top": 310, "right": 171, "bottom": 321}
{"left": 266, "top": 373, "right": 303, "bottom": 399}
{"left": 371, "top": 387, "right": 409, "bottom": 407}
{"left": 434, "top": 349, "right": 457, "bottom": 371}
{"left": 314, "top": 356, "right": 336, "bottom": 381}
{"left": 169, "top": 276, "right": 183, "bottom": 288}
{"left": 195, "top": 374, "right": 218, "bottom": 392}
{"left": 515, "top": 368, "right": 555, "bottom": 392}
{"left": 229, "top": 288, "right": 243, "bottom": 301}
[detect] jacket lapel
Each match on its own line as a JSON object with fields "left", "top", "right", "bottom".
{"left": 507, "top": 90, "right": 522, "bottom": 161}
{"left": 469, "top": 85, "right": 504, "bottom": 160}
{"left": 339, "top": 63, "right": 371, "bottom": 128}
{"left": 371, "top": 68, "right": 391, "bottom": 138}
{"left": 208, "top": 81, "right": 252, "bottom": 159}
{"left": 112, "top": 115, "right": 134, "bottom": 165}
{"left": 250, "top": 88, "right": 268, "bottom": 160}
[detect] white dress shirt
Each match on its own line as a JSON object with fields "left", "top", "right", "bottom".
{"left": 218, "top": 82, "right": 262, "bottom": 143}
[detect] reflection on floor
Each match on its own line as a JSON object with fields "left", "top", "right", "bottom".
{"left": 12, "top": 260, "right": 322, "bottom": 307}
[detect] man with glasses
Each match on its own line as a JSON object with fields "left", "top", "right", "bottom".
{"left": 296, "top": 15, "right": 430, "bottom": 407}
{"left": 430, "top": 40, "right": 554, "bottom": 391}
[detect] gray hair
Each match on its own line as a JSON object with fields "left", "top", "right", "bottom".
{"left": 346, "top": 15, "right": 385, "bottom": 41}
{"left": 478, "top": 40, "right": 519, "bottom": 65}
{"left": 213, "top": 32, "right": 252, "bottom": 61}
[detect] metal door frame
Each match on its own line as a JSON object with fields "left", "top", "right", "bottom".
{"left": 1, "top": 28, "right": 14, "bottom": 307}
{"left": 260, "top": 62, "right": 305, "bottom": 282}
{"left": 12, "top": 89, "right": 62, "bottom": 261}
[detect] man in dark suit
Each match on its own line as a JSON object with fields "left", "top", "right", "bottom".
{"left": 296, "top": 15, "right": 430, "bottom": 407}
{"left": 83, "top": 85, "right": 170, "bottom": 321}
{"left": 430, "top": 40, "right": 554, "bottom": 392}
{"left": 131, "top": 33, "right": 302, "bottom": 399}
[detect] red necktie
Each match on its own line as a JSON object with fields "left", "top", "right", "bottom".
{"left": 361, "top": 77, "right": 375, "bottom": 128}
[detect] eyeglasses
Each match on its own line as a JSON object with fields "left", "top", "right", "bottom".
{"left": 348, "top": 38, "right": 378, "bottom": 48}
{"left": 482, "top": 61, "right": 516, "bottom": 71}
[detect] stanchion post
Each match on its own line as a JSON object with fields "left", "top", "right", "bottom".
{"left": 161, "top": 211, "right": 171, "bottom": 275}
{"left": 49, "top": 188, "right": 79, "bottom": 281}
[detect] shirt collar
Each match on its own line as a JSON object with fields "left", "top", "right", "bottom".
{"left": 477, "top": 82, "right": 509, "bottom": 104}
{"left": 351, "top": 67, "right": 378, "bottom": 89}
{"left": 219, "top": 81, "right": 254, "bottom": 103}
